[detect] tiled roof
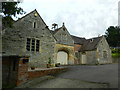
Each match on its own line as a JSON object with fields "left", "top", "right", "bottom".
{"left": 49, "top": 30, "right": 54, "bottom": 34}
{"left": 14, "top": 9, "right": 102, "bottom": 52}
{"left": 50, "top": 29, "right": 102, "bottom": 52}
{"left": 79, "top": 36, "right": 102, "bottom": 51}
{"left": 71, "top": 35, "right": 86, "bottom": 45}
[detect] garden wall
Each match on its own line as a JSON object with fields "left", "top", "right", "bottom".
{"left": 28, "top": 67, "right": 67, "bottom": 80}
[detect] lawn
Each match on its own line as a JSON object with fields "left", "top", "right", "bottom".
{"left": 112, "top": 53, "right": 120, "bottom": 58}
{"left": 112, "top": 52, "right": 120, "bottom": 63}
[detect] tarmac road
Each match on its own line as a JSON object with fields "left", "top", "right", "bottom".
{"left": 16, "top": 63, "right": 118, "bottom": 88}
{"left": 57, "top": 63, "right": 118, "bottom": 88}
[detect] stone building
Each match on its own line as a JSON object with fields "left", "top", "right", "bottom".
{"left": 1, "top": 9, "right": 113, "bottom": 88}
{"left": 72, "top": 35, "right": 112, "bottom": 64}
{"left": 50, "top": 23, "right": 74, "bottom": 65}
{"left": 2, "top": 9, "right": 112, "bottom": 69}
{"left": 2, "top": 10, "right": 56, "bottom": 68}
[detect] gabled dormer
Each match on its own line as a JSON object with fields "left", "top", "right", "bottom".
{"left": 53, "top": 23, "right": 74, "bottom": 46}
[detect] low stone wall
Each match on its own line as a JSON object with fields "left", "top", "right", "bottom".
{"left": 28, "top": 67, "right": 67, "bottom": 80}
{"left": 112, "top": 57, "right": 120, "bottom": 63}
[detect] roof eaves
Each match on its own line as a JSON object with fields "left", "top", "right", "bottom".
{"left": 15, "top": 9, "right": 36, "bottom": 23}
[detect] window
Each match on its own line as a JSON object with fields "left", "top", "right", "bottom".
{"left": 36, "top": 40, "right": 40, "bottom": 51}
{"left": 103, "top": 51, "right": 107, "bottom": 58}
{"left": 26, "top": 38, "right": 31, "bottom": 51}
{"left": 31, "top": 39, "right": 35, "bottom": 51}
{"left": 26, "top": 38, "right": 40, "bottom": 52}
{"left": 33, "top": 22, "right": 37, "bottom": 28}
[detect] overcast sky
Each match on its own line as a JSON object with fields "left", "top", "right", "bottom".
{"left": 17, "top": 0, "right": 119, "bottom": 39}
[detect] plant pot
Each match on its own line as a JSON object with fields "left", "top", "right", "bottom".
{"left": 31, "top": 67, "right": 35, "bottom": 70}
{"left": 55, "top": 63, "right": 60, "bottom": 67}
{"left": 47, "top": 64, "right": 51, "bottom": 68}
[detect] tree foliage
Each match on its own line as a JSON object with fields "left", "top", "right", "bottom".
{"left": 2, "top": 1, "right": 25, "bottom": 29}
{"left": 105, "top": 26, "right": 120, "bottom": 47}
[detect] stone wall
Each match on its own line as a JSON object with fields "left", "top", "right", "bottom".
{"left": 28, "top": 67, "right": 67, "bottom": 80}
{"left": 53, "top": 25, "right": 75, "bottom": 65}
{"left": 97, "top": 37, "right": 112, "bottom": 64}
{"left": 79, "top": 36, "right": 112, "bottom": 65}
{"left": 54, "top": 25, "right": 74, "bottom": 46}
{"left": 74, "top": 44, "right": 81, "bottom": 64}
{"left": 2, "top": 10, "right": 56, "bottom": 68}
{"left": 85, "top": 50, "right": 97, "bottom": 64}
{"left": 2, "top": 55, "right": 67, "bottom": 88}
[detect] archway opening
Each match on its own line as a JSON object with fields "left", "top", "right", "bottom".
{"left": 57, "top": 51, "right": 68, "bottom": 65}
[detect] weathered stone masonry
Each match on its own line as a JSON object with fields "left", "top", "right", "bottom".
{"left": 2, "top": 9, "right": 112, "bottom": 87}
{"left": 53, "top": 24, "right": 75, "bottom": 65}
{"left": 2, "top": 10, "right": 56, "bottom": 68}
{"left": 2, "top": 9, "right": 112, "bottom": 67}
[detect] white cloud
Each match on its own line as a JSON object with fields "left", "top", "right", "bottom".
{"left": 17, "top": 0, "right": 118, "bottom": 39}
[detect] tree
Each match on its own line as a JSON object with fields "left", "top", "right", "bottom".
{"left": 105, "top": 26, "right": 120, "bottom": 47}
{"left": 2, "top": 1, "right": 25, "bottom": 29}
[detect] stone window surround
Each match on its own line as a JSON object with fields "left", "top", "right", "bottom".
{"left": 33, "top": 21, "right": 37, "bottom": 28}
{"left": 26, "top": 37, "right": 40, "bottom": 52}
{"left": 103, "top": 51, "right": 108, "bottom": 58}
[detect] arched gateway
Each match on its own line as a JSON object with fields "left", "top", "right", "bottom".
{"left": 54, "top": 44, "right": 74, "bottom": 65}
{"left": 57, "top": 51, "right": 68, "bottom": 65}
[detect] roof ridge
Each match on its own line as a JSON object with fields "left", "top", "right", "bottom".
{"left": 71, "top": 35, "right": 86, "bottom": 39}
{"left": 14, "top": 9, "right": 48, "bottom": 27}
{"left": 15, "top": 9, "right": 36, "bottom": 22}
{"left": 87, "top": 36, "right": 102, "bottom": 40}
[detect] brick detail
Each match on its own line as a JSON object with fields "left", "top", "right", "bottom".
{"left": 16, "top": 58, "right": 29, "bottom": 86}
{"left": 28, "top": 68, "right": 67, "bottom": 80}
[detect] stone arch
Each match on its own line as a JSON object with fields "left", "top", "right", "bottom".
{"left": 57, "top": 51, "right": 68, "bottom": 65}
{"left": 54, "top": 44, "right": 74, "bottom": 65}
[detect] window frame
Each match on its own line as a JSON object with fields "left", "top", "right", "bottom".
{"left": 33, "top": 21, "right": 37, "bottom": 28}
{"left": 26, "top": 38, "right": 40, "bottom": 52}
{"left": 103, "top": 51, "right": 107, "bottom": 58}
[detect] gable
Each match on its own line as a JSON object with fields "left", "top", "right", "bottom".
{"left": 97, "top": 36, "right": 110, "bottom": 51}
{"left": 2, "top": 10, "right": 56, "bottom": 55}
{"left": 53, "top": 25, "right": 74, "bottom": 46}
{"left": 13, "top": 9, "right": 56, "bottom": 42}
{"left": 14, "top": 9, "right": 46, "bottom": 30}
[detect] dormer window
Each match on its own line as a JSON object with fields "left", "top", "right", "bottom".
{"left": 33, "top": 22, "right": 37, "bottom": 28}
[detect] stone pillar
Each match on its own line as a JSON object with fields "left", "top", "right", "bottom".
{"left": 68, "top": 53, "right": 74, "bottom": 64}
